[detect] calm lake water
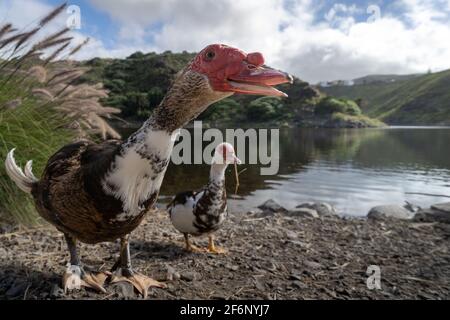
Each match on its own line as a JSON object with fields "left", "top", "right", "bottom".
{"left": 122, "top": 126, "right": 450, "bottom": 216}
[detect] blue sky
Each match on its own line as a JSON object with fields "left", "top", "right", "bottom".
{"left": 1, "top": 0, "right": 450, "bottom": 82}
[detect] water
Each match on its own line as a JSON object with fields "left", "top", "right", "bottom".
{"left": 121, "top": 126, "right": 450, "bottom": 216}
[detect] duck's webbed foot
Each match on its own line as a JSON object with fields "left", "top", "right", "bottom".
{"left": 110, "top": 268, "right": 165, "bottom": 298}
{"left": 63, "top": 265, "right": 109, "bottom": 293}
{"left": 63, "top": 234, "right": 109, "bottom": 293}
{"left": 110, "top": 235, "right": 166, "bottom": 298}
{"left": 184, "top": 233, "right": 206, "bottom": 253}
{"left": 207, "top": 234, "right": 227, "bottom": 254}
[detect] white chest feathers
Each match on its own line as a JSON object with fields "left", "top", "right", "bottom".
{"left": 169, "top": 192, "right": 204, "bottom": 234}
{"left": 102, "top": 129, "right": 178, "bottom": 221}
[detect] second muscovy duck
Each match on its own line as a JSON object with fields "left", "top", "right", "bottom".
{"left": 5, "top": 44, "right": 292, "bottom": 297}
{"left": 167, "top": 143, "right": 240, "bottom": 254}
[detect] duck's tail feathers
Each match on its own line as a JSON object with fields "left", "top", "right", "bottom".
{"left": 5, "top": 148, "right": 38, "bottom": 194}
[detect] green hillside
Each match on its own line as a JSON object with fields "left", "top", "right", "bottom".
{"left": 79, "top": 51, "right": 382, "bottom": 128}
{"left": 321, "top": 70, "right": 450, "bottom": 125}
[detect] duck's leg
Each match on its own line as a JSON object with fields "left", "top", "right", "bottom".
{"left": 183, "top": 233, "right": 205, "bottom": 253}
{"left": 110, "top": 234, "right": 166, "bottom": 298}
{"left": 62, "top": 234, "right": 109, "bottom": 293}
{"left": 207, "top": 234, "right": 227, "bottom": 254}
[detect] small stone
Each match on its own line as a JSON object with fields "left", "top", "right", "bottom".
{"left": 367, "top": 205, "right": 413, "bottom": 220}
{"left": 257, "top": 199, "right": 287, "bottom": 213}
{"left": 289, "top": 274, "right": 302, "bottom": 281}
{"left": 111, "top": 281, "right": 135, "bottom": 299}
{"left": 225, "top": 264, "right": 239, "bottom": 271}
{"left": 304, "top": 260, "right": 322, "bottom": 269}
{"left": 292, "top": 280, "right": 308, "bottom": 289}
{"left": 166, "top": 265, "right": 181, "bottom": 281}
{"left": 181, "top": 271, "right": 200, "bottom": 282}
{"left": 284, "top": 230, "right": 298, "bottom": 239}
{"left": 286, "top": 208, "right": 319, "bottom": 219}
{"left": 255, "top": 278, "right": 266, "bottom": 291}
{"left": 296, "top": 202, "right": 338, "bottom": 216}
{"left": 287, "top": 240, "right": 311, "bottom": 248}
{"left": 413, "top": 208, "right": 450, "bottom": 224}
{"left": 431, "top": 202, "right": 450, "bottom": 214}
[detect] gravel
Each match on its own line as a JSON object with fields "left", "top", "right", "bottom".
{"left": 0, "top": 210, "right": 449, "bottom": 300}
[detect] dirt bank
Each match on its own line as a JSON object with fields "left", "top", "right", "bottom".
{"left": 0, "top": 210, "right": 449, "bottom": 300}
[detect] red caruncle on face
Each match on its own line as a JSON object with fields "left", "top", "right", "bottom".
{"left": 188, "top": 43, "right": 291, "bottom": 97}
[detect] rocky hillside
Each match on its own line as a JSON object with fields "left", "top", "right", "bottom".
{"left": 321, "top": 70, "right": 450, "bottom": 125}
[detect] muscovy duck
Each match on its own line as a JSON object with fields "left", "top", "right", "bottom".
{"left": 167, "top": 143, "right": 240, "bottom": 254}
{"left": 5, "top": 44, "right": 292, "bottom": 297}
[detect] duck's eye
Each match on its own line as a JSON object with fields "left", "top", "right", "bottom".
{"left": 205, "top": 51, "right": 215, "bottom": 60}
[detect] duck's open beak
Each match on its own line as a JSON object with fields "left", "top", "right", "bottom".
{"left": 227, "top": 65, "right": 293, "bottom": 97}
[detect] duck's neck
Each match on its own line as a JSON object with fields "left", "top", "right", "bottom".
{"left": 103, "top": 70, "right": 230, "bottom": 218}
{"left": 209, "top": 163, "right": 228, "bottom": 184}
{"left": 144, "top": 70, "right": 231, "bottom": 132}
{"left": 103, "top": 122, "right": 178, "bottom": 218}
{"left": 102, "top": 98, "right": 186, "bottom": 218}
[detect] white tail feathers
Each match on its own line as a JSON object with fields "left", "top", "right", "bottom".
{"left": 5, "top": 148, "right": 38, "bottom": 194}
{"left": 24, "top": 160, "right": 37, "bottom": 181}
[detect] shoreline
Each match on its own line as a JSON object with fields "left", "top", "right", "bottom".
{"left": 1, "top": 208, "right": 448, "bottom": 300}
{"left": 112, "top": 117, "right": 450, "bottom": 131}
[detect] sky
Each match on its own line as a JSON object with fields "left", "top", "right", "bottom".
{"left": 1, "top": 0, "right": 450, "bottom": 83}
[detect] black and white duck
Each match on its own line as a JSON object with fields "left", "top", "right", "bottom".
{"left": 167, "top": 143, "right": 241, "bottom": 254}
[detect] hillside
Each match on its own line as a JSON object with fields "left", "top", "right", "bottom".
{"left": 321, "top": 70, "right": 450, "bottom": 125}
{"left": 352, "top": 74, "right": 421, "bottom": 85}
{"left": 79, "top": 51, "right": 383, "bottom": 128}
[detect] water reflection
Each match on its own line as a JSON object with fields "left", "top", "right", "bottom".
{"left": 121, "top": 126, "right": 450, "bottom": 216}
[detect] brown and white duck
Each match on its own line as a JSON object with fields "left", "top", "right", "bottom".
{"left": 5, "top": 44, "right": 292, "bottom": 297}
{"left": 167, "top": 143, "right": 240, "bottom": 254}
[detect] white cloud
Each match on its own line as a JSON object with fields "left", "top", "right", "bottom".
{"left": 89, "top": 0, "right": 450, "bottom": 82}
{"left": 0, "top": 0, "right": 52, "bottom": 28}
{"left": 0, "top": 0, "right": 95, "bottom": 60}
{"left": 3, "top": 0, "right": 450, "bottom": 83}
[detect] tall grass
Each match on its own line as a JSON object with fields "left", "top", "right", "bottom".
{"left": 0, "top": 3, "right": 121, "bottom": 225}
{"left": 0, "top": 81, "right": 74, "bottom": 225}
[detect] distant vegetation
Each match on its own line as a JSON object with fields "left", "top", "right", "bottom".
{"left": 321, "top": 70, "right": 450, "bottom": 125}
{"left": 315, "top": 97, "right": 362, "bottom": 116}
{"left": 80, "top": 51, "right": 383, "bottom": 128}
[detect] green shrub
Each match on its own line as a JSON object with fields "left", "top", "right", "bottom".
{"left": 148, "top": 86, "right": 165, "bottom": 108}
{"left": 331, "top": 112, "right": 386, "bottom": 127}
{"left": 246, "top": 97, "right": 283, "bottom": 121}
{"left": 199, "top": 98, "right": 241, "bottom": 122}
{"left": 315, "top": 97, "right": 362, "bottom": 116}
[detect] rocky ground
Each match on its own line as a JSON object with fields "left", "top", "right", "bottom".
{"left": 0, "top": 206, "right": 449, "bottom": 300}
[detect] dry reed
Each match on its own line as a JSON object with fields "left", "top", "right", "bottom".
{"left": 0, "top": 3, "right": 122, "bottom": 140}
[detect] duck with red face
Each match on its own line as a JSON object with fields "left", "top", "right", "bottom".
{"left": 5, "top": 44, "right": 292, "bottom": 298}
{"left": 190, "top": 44, "right": 292, "bottom": 98}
